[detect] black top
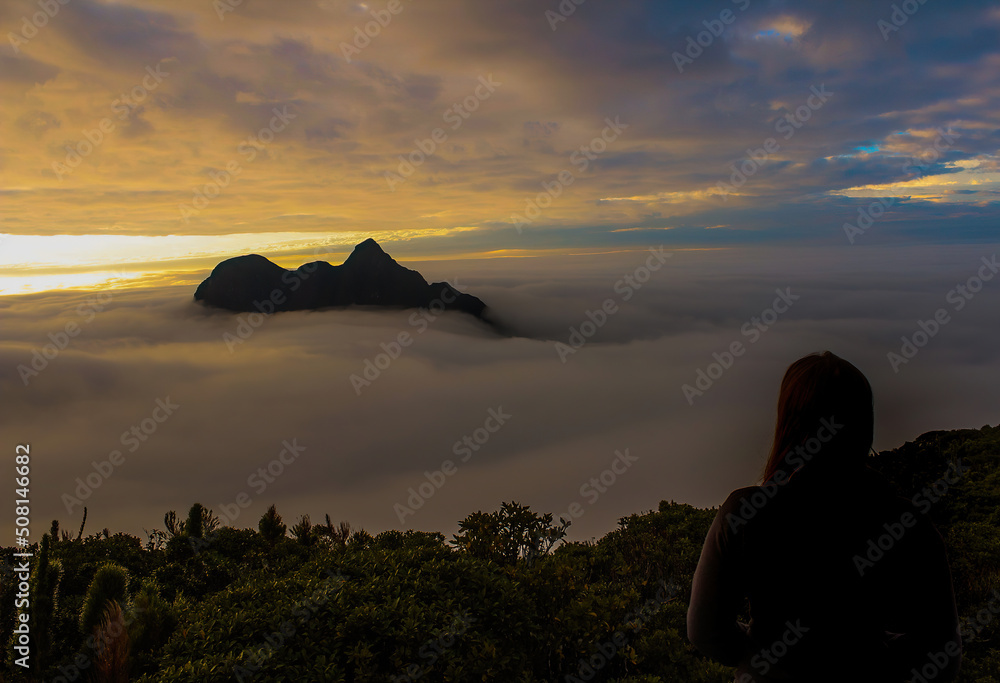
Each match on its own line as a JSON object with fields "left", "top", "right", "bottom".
{"left": 687, "top": 465, "right": 960, "bottom": 681}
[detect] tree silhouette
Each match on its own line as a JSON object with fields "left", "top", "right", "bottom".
{"left": 258, "top": 504, "right": 287, "bottom": 544}
{"left": 316, "top": 514, "right": 352, "bottom": 548}
{"left": 185, "top": 503, "right": 205, "bottom": 538}
{"left": 452, "top": 501, "right": 569, "bottom": 565}
{"left": 291, "top": 514, "right": 316, "bottom": 546}
{"left": 163, "top": 510, "right": 183, "bottom": 538}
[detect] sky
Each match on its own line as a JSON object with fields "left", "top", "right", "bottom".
{"left": 2, "top": 0, "right": 999, "bottom": 541}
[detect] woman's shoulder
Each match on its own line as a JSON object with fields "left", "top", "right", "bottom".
{"left": 712, "top": 486, "right": 774, "bottom": 536}
{"left": 715, "top": 468, "right": 899, "bottom": 523}
{"left": 713, "top": 464, "right": 920, "bottom": 522}
{"left": 716, "top": 486, "right": 765, "bottom": 515}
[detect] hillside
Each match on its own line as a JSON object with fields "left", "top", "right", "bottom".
{"left": 3, "top": 425, "right": 998, "bottom": 682}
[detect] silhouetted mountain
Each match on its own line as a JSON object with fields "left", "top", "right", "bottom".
{"left": 194, "top": 239, "right": 490, "bottom": 322}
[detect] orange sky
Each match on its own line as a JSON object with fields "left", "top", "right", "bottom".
{"left": 2, "top": 0, "right": 999, "bottom": 294}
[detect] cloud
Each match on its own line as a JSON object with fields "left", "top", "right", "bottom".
{"left": 1, "top": 0, "right": 998, "bottom": 245}
{"left": 0, "top": 50, "right": 60, "bottom": 87}
{"left": 14, "top": 109, "right": 61, "bottom": 137}
{"left": 3, "top": 2, "right": 1000, "bottom": 543}
{"left": 2, "top": 245, "right": 999, "bottom": 541}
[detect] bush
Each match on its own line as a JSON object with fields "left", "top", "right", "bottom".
{"left": 80, "top": 563, "right": 129, "bottom": 636}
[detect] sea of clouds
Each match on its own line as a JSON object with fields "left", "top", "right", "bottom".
{"left": 2, "top": 243, "right": 999, "bottom": 543}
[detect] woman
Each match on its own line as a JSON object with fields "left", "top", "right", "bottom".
{"left": 687, "top": 351, "right": 960, "bottom": 681}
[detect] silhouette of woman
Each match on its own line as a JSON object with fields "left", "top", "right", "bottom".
{"left": 687, "top": 351, "right": 960, "bottom": 681}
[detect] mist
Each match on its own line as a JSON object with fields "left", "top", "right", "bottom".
{"left": 3, "top": 242, "right": 999, "bottom": 543}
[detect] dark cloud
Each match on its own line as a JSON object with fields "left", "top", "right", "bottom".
{"left": 15, "top": 109, "right": 61, "bottom": 137}
{"left": 0, "top": 50, "right": 59, "bottom": 86}
{"left": 55, "top": 0, "right": 203, "bottom": 71}
{"left": 3, "top": 0, "right": 999, "bottom": 241}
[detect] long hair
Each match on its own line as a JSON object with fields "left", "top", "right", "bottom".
{"left": 763, "top": 351, "right": 873, "bottom": 483}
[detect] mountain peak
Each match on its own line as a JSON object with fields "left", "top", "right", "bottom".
{"left": 344, "top": 238, "right": 392, "bottom": 268}
{"left": 194, "top": 239, "right": 493, "bottom": 324}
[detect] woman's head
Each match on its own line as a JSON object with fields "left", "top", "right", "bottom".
{"left": 763, "top": 351, "right": 873, "bottom": 483}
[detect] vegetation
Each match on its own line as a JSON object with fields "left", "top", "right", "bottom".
{"left": 2, "top": 424, "right": 998, "bottom": 682}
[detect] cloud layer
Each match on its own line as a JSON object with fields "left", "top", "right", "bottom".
{"left": 3, "top": 244, "right": 998, "bottom": 541}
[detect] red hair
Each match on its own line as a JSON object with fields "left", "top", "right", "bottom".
{"left": 763, "top": 351, "right": 873, "bottom": 483}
